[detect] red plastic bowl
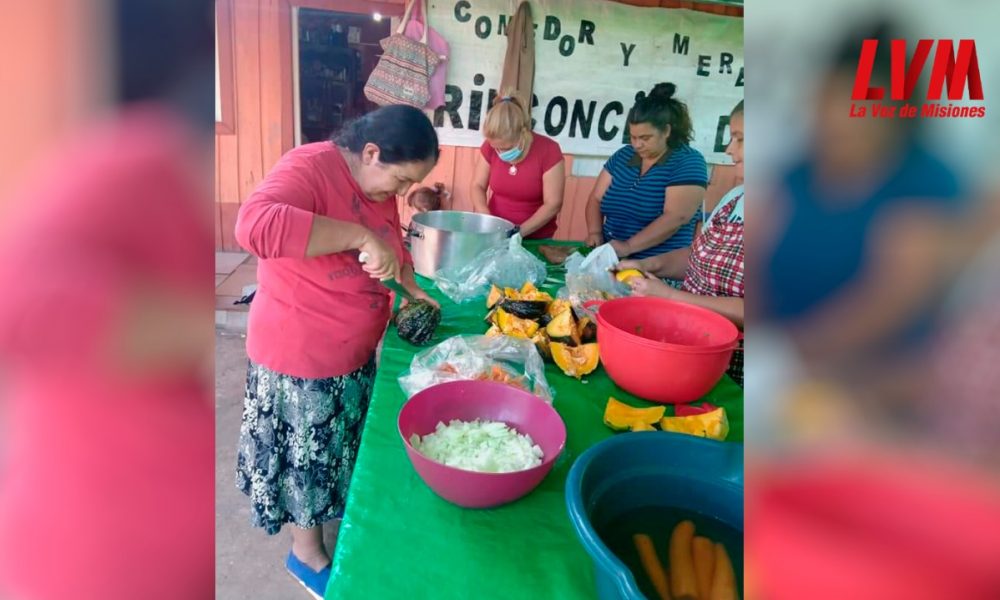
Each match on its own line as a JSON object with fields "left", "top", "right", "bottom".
{"left": 585, "top": 297, "right": 740, "bottom": 404}
{"left": 398, "top": 380, "right": 567, "bottom": 508}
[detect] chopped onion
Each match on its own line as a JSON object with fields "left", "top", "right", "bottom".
{"left": 410, "top": 419, "right": 544, "bottom": 473}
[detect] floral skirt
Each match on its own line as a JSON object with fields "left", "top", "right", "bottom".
{"left": 235, "top": 357, "right": 376, "bottom": 535}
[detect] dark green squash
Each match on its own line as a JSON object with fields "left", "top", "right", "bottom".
{"left": 499, "top": 299, "right": 549, "bottom": 320}
{"left": 395, "top": 300, "right": 441, "bottom": 345}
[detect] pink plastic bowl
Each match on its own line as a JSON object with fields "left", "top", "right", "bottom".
{"left": 398, "top": 380, "right": 567, "bottom": 508}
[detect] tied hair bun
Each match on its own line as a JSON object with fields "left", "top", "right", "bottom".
{"left": 648, "top": 82, "right": 676, "bottom": 102}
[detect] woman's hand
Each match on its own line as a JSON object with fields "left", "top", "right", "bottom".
{"left": 358, "top": 235, "right": 399, "bottom": 281}
{"left": 630, "top": 273, "right": 675, "bottom": 299}
{"left": 403, "top": 288, "right": 440, "bottom": 309}
{"left": 586, "top": 232, "right": 603, "bottom": 248}
{"left": 610, "top": 239, "right": 632, "bottom": 258}
{"left": 616, "top": 259, "right": 645, "bottom": 272}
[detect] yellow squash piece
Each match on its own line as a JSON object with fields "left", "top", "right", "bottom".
{"left": 615, "top": 268, "right": 645, "bottom": 283}
{"left": 548, "top": 299, "right": 573, "bottom": 317}
{"left": 659, "top": 407, "right": 729, "bottom": 441}
{"left": 551, "top": 342, "right": 600, "bottom": 378}
{"left": 546, "top": 309, "right": 576, "bottom": 342}
{"left": 495, "top": 308, "right": 539, "bottom": 339}
{"left": 603, "top": 396, "right": 665, "bottom": 431}
{"left": 520, "top": 281, "right": 539, "bottom": 296}
{"left": 485, "top": 324, "right": 502, "bottom": 337}
{"left": 531, "top": 331, "right": 551, "bottom": 360}
{"left": 486, "top": 285, "right": 503, "bottom": 309}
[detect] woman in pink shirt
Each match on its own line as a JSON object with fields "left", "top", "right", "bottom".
{"left": 234, "top": 105, "right": 438, "bottom": 597}
{"left": 471, "top": 91, "right": 566, "bottom": 239}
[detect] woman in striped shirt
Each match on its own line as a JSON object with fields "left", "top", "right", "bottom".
{"left": 585, "top": 82, "right": 708, "bottom": 259}
{"left": 620, "top": 101, "right": 744, "bottom": 383}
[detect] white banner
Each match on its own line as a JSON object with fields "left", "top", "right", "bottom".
{"left": 425, "top": 0, "right": 743, "bottom": 164}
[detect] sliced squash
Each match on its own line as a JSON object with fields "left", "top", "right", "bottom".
{"left": 486, "top": 285, "right": 503, "bottom": 309}
{"left": 520, "top": 281, "right": 539, "bottom": 296}
{"left": 615, "top": 268, "right": 645, "bottom": 283}
{"left": 531, "top": 331, "right": 551, "bottom": 360}
{"left": 578, "top": 317, "right": 597, "bottom": 344}
{"left": 551, "top": 342, "right": 600, "bottom": 378}
{"left": 548, "top": 299, "right": 573, "bottom": 317}
{"left": 500, "top": 299, "right": 549, "bottom": 320}
{"left": 496, "top": 308, "right": 539, "bottom": 339}
{"left": 660, "top": 407, "right": 729, "bottom": 441}
{"left": 485, "top": 324, "right": 502, "bottom": 337}
{"left": 603, "top": 396, "right": 665, "bottom": 431}
{"left": 546, "top": 309, "right": 576, "bottom": 343}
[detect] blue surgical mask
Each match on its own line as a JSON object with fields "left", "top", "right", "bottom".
{"left": 498, "top": 146, "right": 523, "bottom": 163}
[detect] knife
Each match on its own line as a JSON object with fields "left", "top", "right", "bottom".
{"left": 358, "top": 252, "right": 417, "bottom": 302}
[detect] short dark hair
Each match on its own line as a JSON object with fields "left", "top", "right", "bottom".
{"left": 627, "top": 82, "right": 694, "bottom": 148}
{"left": 334, "top": 105, "right": 440, "bottom": 164}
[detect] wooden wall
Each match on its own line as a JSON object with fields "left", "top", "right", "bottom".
{"left": 215, "top": 0, "right": 742, "bottom": 250}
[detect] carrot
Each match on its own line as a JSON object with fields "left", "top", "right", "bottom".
{"left": 692, "top": 536, "right": 716, "bottom": 599}
{"left": 668, "top": 521, "right": 699, "bottom": 600}
{"left": 633, "top": 534, "right": 671, "bottom": 600}
{"left": 709, "top": 542, "right": 738, "bottom": 600}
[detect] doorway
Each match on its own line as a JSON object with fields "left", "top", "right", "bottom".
{"left": 293, "top": 7, "right": 390, "bottom": 145}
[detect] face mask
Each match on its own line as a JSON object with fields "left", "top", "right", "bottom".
{"left": 498, "top": 146, "right": 523, "bottom": 163}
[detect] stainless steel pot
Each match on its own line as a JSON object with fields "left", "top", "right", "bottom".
{"left": 408, "top": 211, "right": 517, "bottom": 278}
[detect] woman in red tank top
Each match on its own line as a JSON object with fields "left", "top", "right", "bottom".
{"left": 471, "top": 91, "right": 566, "bottom": 239}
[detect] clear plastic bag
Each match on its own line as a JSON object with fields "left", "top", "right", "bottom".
{"left": 434, "top": 233, "right": 547, "bottom": 304}
{"left": 398, "top": 334, "right": 554, "bottom": 403}
{"left": 560, "top": 243, "right": 630, "bottom": 305}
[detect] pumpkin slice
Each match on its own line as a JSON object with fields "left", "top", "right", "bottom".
{"left": 500, "top": 299, "right": 549, "bottom": 320}
{"left": 546, "top": 309, "right": 576, "bottom": 343}
{"left": 485, "top": 324, "right": 502, "bottom": 337}
{"left": 630, "top": 421, "right": 657, "bottom": 432}
{"left": 531, "top": 331, "right": 551, "bottom": 360}
{"left": 578, "top": 316, "right": 597, "bottom": 344}
{"left": 548, "top": 299, "right": 573, "bottom": 318}
{"left": 504, "top": 287, "right": 521, "bottom": 300}
{"left": 551, "top": 342, "right": 600, "bottom": 378}
{"left": 486, "top": 285, "right": 503, "bottom": 309}
{"left": 615, "top": 268, "right": 645, "bottom": 284}
{"left": 603, "top": 396, "right": 665, "bottom": 431}
{"left": 496, "top": 308, "right": 540, "bottom": 339}
{"left": 520, "top": 281, "right": 539, "bottom": 296}
{"left": 660, "top": 407, "right": 729, "bottom": 441}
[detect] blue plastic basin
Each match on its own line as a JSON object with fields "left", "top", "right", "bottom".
{"left": 565, "top": 433, "right": 744, "bottom": 600}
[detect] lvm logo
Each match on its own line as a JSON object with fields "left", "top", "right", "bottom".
{"left": 850, "top": 39, "right": 985, "bottom": 118}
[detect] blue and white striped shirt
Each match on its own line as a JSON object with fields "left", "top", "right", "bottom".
{"left": 600, "top": 144, "right": 708, "bottom": 259}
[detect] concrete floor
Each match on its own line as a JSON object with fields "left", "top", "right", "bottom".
{"left": 215, "top": 330, "right": 339, "bottom": 600}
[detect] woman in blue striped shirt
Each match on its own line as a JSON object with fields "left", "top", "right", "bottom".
{"left": 585, "top": 83, "right": 708, "bottom": 259}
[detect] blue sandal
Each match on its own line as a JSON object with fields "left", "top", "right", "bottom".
{"left": 285, "top": 551, "right": 331, "bottom": 600}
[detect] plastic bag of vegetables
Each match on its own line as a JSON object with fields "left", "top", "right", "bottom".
{"left": 434, "top": 234, "right": 547, "bottom": 304}
{"left": 398, "top": 334, "right": 554, "bottom": 403}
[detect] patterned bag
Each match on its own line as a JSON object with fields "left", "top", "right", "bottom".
{"left": 364, "top": 0, "right": 440, "bottom": 108}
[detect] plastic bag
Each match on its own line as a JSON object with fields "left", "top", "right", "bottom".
{"left": 560, "top": 243, "right": 629, "bottom": 305}
{"left": 398, "top": 334, "right": 554, "bottom": 403}
{"left": 434, "top": 233, "right": 547, "bottom": 304}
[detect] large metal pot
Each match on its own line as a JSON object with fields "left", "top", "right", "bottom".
{"left": 408, "top": 211, "right": 517, "bottom": 278}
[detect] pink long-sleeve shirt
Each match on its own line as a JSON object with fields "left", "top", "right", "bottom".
{"left": 235, "top": 142, "right": 412, "bottom": 379}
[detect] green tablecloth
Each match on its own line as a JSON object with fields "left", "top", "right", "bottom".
{"left": 326, "top": 240, "right": 743, "bottom": 600}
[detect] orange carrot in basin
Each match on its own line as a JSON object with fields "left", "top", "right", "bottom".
{"left": 633, "top": 533, "right": 671, "bottom": 600}
{"left": 693, "top": 535, "right": 716, "bottom": 598}
{"left": 669, "top": 520, "right": 699, "bottom": 599}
